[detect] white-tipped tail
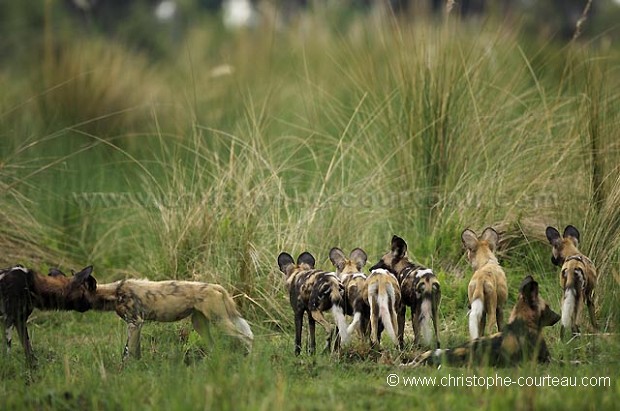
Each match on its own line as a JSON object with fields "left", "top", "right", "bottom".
{"left": 469, "top": 299, "right": 484, "bottom": 339}
{"left": 233, "top": 317, "right": 254, "bottom": 343}
{"left": 377, "top": 290, "right": 398, "bottom": 344}
{"left": 419, "top": 299, "right": 434, "bottom": 346}
{"left": 561, "top": 288, "right": 576, "bottom": 330}
{"left": 331, "top": 305, "right": 350, "bottom": 345}
{"left": 347, "top": 312, "right": 362, "bottom": 336}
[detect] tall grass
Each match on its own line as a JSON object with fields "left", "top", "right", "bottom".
{"left": 0, "top": 12, "right": 619, "bottom": 409}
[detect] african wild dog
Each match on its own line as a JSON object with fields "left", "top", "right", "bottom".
{"left": 278, "top": 252, "right": 349, "bottom": 356}
{"left": 409, "top": 276, "right": 560, "bottom": 367}
{"left": 546, "top": 225, "right": 597, "bottom": 339}
{"left": 91, "top": 279, "right": 254, "bottom": 360}
{"left": 369, "top": 236, "right": 441, "bottom": 349}
{"left": 365, "top": 269, "right": 400, "bottom": 348}
{"left": 0, "top": 265, "right": 97, "bottom": 367}
{"left": 461, "top": 227, "right": 507, "bottom": 339}
{"left": 329, "top": 247, "right": 370, "bottom": 340}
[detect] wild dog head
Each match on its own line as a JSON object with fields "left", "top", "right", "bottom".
{"left": 461, "top": 227, "right": 499, "bottom": 271}
{"left": 546, "top": 225, "right": 581, "bottom": 266}
{"left": 510, "top": 275, "right": 560, "bottom": 333}
{"left": 414, "top": 268, "right": 441, "bottom": 348}
{"left": 369, "top": 235, "right": 410, "bottom": 275}
{"left": 329, "top": 247, "right": 367, "bottom": 278}
{"left": 45, "top": 266, "right": 98, "bottom": 312}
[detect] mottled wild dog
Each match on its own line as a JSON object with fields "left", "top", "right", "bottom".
{"left": 410, "top": 276, "right": 560, "bottom": 367}
{"left": 0, "top": 265, "right": 96, "bottom": 367}
{"left": 365, "top": 269, "right": 400, "bottom": 347}
{"left": 545, "top": 225, "right": 597, "bottom": 338}
{"left": 329, "top": 247, "right": 370, "bottom": 340}
{"left": 278, "top": 252, "right": 349, "bottom": 355}
{"left": 461, "top": 227, "right": 507, "bottom": 339}
{"left": 369, "top": 236, "right": 441, "bottom": 349}
{"left": 91, "top": 279, "right": 253, "bottom": 360}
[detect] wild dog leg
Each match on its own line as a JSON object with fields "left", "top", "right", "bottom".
{"left": 370, "top": 300, "right": 380, "bottom": 347}
{"left": 15, "top": 319, "right": 36, "bottom": 367}
{"left": 123, "top": 320, "right": 144, "bottom": 360}
{"left": 397, "top": 305, "right": 406, "bottom": 349}
{"left": 308, "top": 312, "right": 317, "bottom": 355}
{"left": 496, "top": 307, "right": 504, "bottom": 332}
{"left": 294, "top": 311, "right": 303, "bottom": 356}
{"left": 587, "top": 298, "right": 598, "bottom": 331}
{"left": 433, "top": 305, "right": 440, "bottom": 348}
{"left": 2, "top": 321, "right": 11, "bottom": 354}
{"left": 412, "top": 307, "right": 420, "bottom": 346}
{"left": 310, "top": 310, "right": 334, "bottom": 353}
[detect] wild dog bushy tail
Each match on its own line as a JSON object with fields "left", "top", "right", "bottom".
{"left": 329, "top": 279, "right": 350, "bottom": 345}
{"left": 469, "top": 278, "right": 485, "bottom": 339}
{"left": 218, "top": 285, "right": 254, "bottom": 344}
{"left": 419, "top": 298, "right": 434, "bottom": 346}
{"left": 561, "top": 288, "right": 577, "bottom": 331}
{"left": 377, "top": 281, "right": 398, "bottom": 344}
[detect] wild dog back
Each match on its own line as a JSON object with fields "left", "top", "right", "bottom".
{"left": 546, "top": 225, "right": 598, "bottom": 338}
{"left": 114, "top": 280, "right": 227, "bottom": 322}
{"left": 278, "top": 251, "right": 348, "bottom": 355}
{"left": 329, "top": 247, "right": 369, "bottom": 338}
{"left": 461, "top": 227, "right": 508, "bottom": 339}
{"left": 369, "top": 235, "right": 441, "bottom": 349}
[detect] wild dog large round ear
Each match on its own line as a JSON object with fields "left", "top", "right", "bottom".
{"left": 349, "top": 248, "right": 368, "bottom": 270}
{"left": 297, "top": 252, "right": 316, "bottom": 268}
{"left": 277, "top": 252, "right": 295, "bottom": 273}
{"left": 391, "top": 235, "right": 407, "bottom": 258}
{"left": 519, "top": 275, "right": 539, "bottom": 306}
{"left": 461, "top": 229, "right": 478, "bottom": 250}
{"left": 563, "top": 225, "right": 580, "bottom": 245}
{"left": 481, "top": 227, "right": 499, "bottom": 251}
{"left": 48, "top": 268, "right": 66, "bottom": 277}
{"left": 74, "top": 265, "right": 94, "bottom": 283}
{"left": 545, "top": 226, "right": 561, "bottom": 245}
{"left": 329, "top": 247, "right": 346, "bottom": 270}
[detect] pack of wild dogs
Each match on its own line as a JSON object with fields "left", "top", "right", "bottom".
{"left": 0, "top": 224, "right": 597, "bottom": 369}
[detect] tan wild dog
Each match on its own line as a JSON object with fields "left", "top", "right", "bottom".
{"left": 369, "top": 236, "right": 441, "bottom": 349}
{"left": 409, "top": 276, "right": 560, "bottom": 367}
{"left": 278, "top": 252, "right": 349, "bottom": 356}
{"left": 546, "top": 225, "right": 598, "bottom": 338}
{"left": 461, "top": 227, "right": 508, "bottom": 339}
{"left": 0, "top": 265, "right": 97, "bottom": 367}
{"left": 365, "top": 269, "right": 401, "bottom": 348}
{"left": 91, "top": 279, "right": 253, "bottom": 360}
{"left": 329, "top": 247, "right": 370, "bottom": 340}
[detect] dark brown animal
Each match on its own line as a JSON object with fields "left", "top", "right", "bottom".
{"left": 409, "top": 276, "right": 560, "bottom": 367}
{"left": 369, "top": 235, "right": 441, "bottom": 349}
{"left": 278, "top": 252, "right": 349, "bottom": 356}
{"left": 0, "top": 265, "right": 96, "bottom": 367}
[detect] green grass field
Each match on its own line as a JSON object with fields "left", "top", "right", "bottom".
{"left": 1, "top": 6, "right": 619, "bottom": 410}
